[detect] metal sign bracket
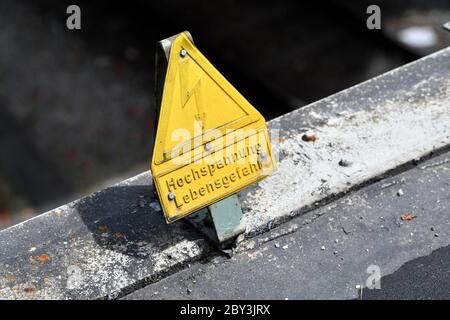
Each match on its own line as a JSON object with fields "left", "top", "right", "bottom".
{"left": 186, "top": 194, "right": 245, "bottom": 254}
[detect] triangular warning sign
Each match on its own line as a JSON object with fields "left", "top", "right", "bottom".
{"left": 151, "top": 32, "right": 276, "bottom": 223}
{"left": 153, "top": 32, "right": 263, "bottom": 164}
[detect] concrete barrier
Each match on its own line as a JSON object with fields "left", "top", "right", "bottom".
{"left": 1, "top": 47, "right": 449, "bottom": 299}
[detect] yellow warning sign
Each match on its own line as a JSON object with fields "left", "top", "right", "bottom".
{"left": 151, "top": 32, "right": 276, "bottom": 223}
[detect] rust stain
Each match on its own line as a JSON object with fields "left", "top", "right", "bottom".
{"left": 302, "top": 133, "right": 317, "bottom": 142}
{"left": 38, "top": 254, "right": 51, "bottom": 263}
{"left": 30, "top": 254, "right": 51, "bottom": 264}
{"left": 114, "top": 232, "right": 125, "bottom": 239}
{"left": 98, "top": 225, "right": 108, "bottom": 233}
{"left": 23, "top": 287, "right": 36, "bottom": 294}
{"left": 401, "top": 213, "right": 417, "bottom": 221}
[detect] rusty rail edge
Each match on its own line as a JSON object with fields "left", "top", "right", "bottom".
{"left": 1, "top": 47, "right": 449, "bottom": 299}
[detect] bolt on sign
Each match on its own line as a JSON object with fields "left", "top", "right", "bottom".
{"left": 151, "top": 32, "right": 276, "bottom": 223}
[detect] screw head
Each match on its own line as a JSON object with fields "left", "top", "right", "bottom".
{"left": 180, "top": 49, "right": 187, "bottom": 57}
{"left": 204, "top": 143, "right": 212, "bottom": 152}
{"left": 168, "top": 192, "right": 175, "bottom": 200}
{"left": 338, "top": 158, "right": 353, "bottom": 167}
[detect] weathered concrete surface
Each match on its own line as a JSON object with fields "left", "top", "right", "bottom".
{"left": 0, "top": 47, "right": 449, "bottom": 299}
{"left": 242, "top": 45, "right": 450, "bottom": 238}
{"left": 124, "top": 151, "right": 450, "bottom": 299}
{"left": 240, "top": 46, "right": 450, "bottom": 236}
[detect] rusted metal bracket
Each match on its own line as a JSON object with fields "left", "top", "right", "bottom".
{"left": 186, "top": 194, "right": 245, "bottom": 254}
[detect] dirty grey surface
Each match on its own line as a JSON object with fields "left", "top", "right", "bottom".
{"left": 124, "top": 151, "right": 450, "bottom": 300}
{"left": 0, "top": 47, "right": 449, "bottom": 299}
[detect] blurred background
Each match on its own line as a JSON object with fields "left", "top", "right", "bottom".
{"left": 0, "top": 0, "right": 449, "bottom": 230}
